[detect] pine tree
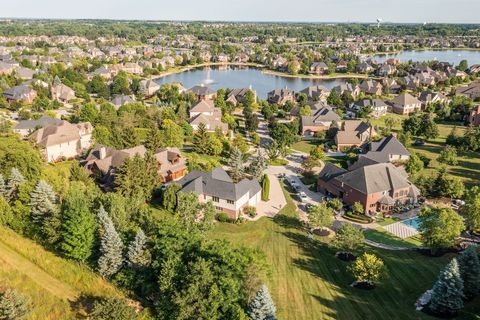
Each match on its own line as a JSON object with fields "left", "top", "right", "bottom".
{"left": 29, "top": 180, "right": 57, "bottom": 222}
{"left": 229, "top": 147, "right": 245, "bottom": 182}
{"left": 127, "top": 228, "right": 150, "bottom": 267}
{"left": 6, "top": 168, "right": 25, "bottom": 201}
{"left": 457, "top": 246, "right": 480, "bottom": 300}
{"left": 96, "top": 205, "right": 110, "bottom": 234}
{"left": 98, "top": 211, "right": 124, "bottom": 277}
{"left": 0, "top": 174, "right": 7, "bottom": 199}
{"left": 247, "top": 285, "right": 277, "bottom": 320}
{"left": 60, "top": 193, "right": 96, "bottom": 262}
{"left": 429, "top": 258, "right": 464, "bottom": 316}
{"left": 0, "top": 288, "right": 29, "bottom": 320}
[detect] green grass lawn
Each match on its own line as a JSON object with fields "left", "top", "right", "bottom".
{"left": 364, "top": 228, "right": 422, "bottom": 249}
{"left": 212, "top": 187, "right": 480, "bottom": 320}
{"left": 0, "top": 227, "right": 136, "bottom": 320}
{"left": 291, "top": 140, "right": 323, "bottom": 153}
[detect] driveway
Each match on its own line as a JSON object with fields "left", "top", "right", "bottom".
{"left": 252, "top": 174, "right": 287, "bottom": 220}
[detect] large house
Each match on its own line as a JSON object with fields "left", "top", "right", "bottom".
{"left": 51, "top": 83, "right": 76, "bottom": 102}
{"left": 177, "top": 167, "right": 261, "bottom": 219}
{"left": 456, "top": 81, "right": 480, "bottom": 100}
{"left": 226, "top": 88, "right": 257, "bottom": 105}
{"left": 389, "top": 93, "right": 422, "bottom": 115}
{"left": 299, "top": 85, "right": 330, "bottom": 102}
{"left": 189, "top": 100, "right": 228, "bottom": 133}
{"left": 359, "top": 80, "right": 383, "bottom": 96}
{"left": 85, "top": 145, "right": 186, "bottom": 185}
{"left": 418, "top": 91, "right": 449, "bottom": 107}
{"left": 300, "top": 105, "right": 341, "bottom": 137}
{"left": 350, "top": 99, "right": 388, "bottom": 118}
{"left": 317, "top": 162, "right": 420, "bottom": 214}
{"left": 139, "top": 79, "right": 160, "bottom": 97}
{"left": 309, "top": 62, "right": 329, "bottom": 75}
{"left": 349, "top": 135, "right": 410, "bottom": 171}
{"left": 188, "top": 85, "right": 217, "bottom": 100}
{"left": 335, "top": 120, "right": 376, "bottom": 150}
{"left": 267, "top": 87, "right": 295, "bottom": 105}
{"left": 3, "top": 85, "right": 37, "bottom": 103}
{"left": 30, "top": 121, "right": 93, "bottom": 162}
{"left": 13, "top": 115, "right": 62, "bottom": 138}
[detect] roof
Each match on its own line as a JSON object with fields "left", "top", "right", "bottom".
{"left": 188, "top": 85, "right": 215, "bottom": 96}
{"left": 30, "top": 121, "right": 92, "bottom": 147}
{"left": 3, "top": 85, "right": 35, "bottom": 100}
{"left": 336, "top": 163, "right": 411, "bottom": 194}
{"left": 390, "top": 93, "right": 421, "bottom": 107}
{"left": 190, "top": 100, "right": 215, "bottom": 113}
{"left": 178, "top": 167, "right": 261, "bottom": 201}
{"left": 14, "top": 116, "right": 62, "bottom": 131}
{"left": 111, "top": 94, "right": 135, "bottom": 107}
{"left": 301, "top": 106, "right": 340, "bottom": 126}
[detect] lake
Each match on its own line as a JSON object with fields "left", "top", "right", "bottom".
{"left": 154, "top": 66, "right": 345, "bottom": 98}
{"left": 373, "top": 50, "right": 480, "bottom": 66}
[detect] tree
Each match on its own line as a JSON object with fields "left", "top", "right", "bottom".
{"left": 327, "top": 198, "right": 343, "bottom": 212}
{"left": 176, "top": 192, "right": 202, "bottom": 226}
{"left": 457, "top": 59, "right": 469, "bottom": 72}
{"left": 418, "top": 207, "right": 465, "bottom": 255}
{"left": 438, "top": 145, "right": 458, "bottom": 165}
{"left": 461, "top": 186, "right": 480, "bottom": 231}
{"left": 247, "top": 285, "right": 276, "bottom": 320}
{"left": 192, "top": 123, "right": 208, "bottom": 154}
{"left": 79, "top": 103, "right": 99, "bottom": 124}
{"left": 327, "top": 89, "right": 342, "bottom": 107}
{"left": 307, "top": 203, "right": 334, "bottom": 230}
{"left": 0, "top": 174, "right": 7, "bottom": 199}
{"left": 384, "top": 116, "right": 399, "bottom": 133}
{"left": 428, "top": 258, "right": 464, "bottom": 317}
{"left": 352, "top": 202, "right": 364, "bottom": 215}
{"left": 228, "top": 147, "right": 245, "bottom": 182}
{"left": 6, "top": 168, "right": 25, "bottom": 201}
{"left": 301, "top": 156, "right": 320, "bottom": 173}
{"left": 160, "top": 119, "right": 184, "bottom": 147}
{"left": 309, "top": 145, "right": 325, "bottom": 161}
{"left": 111, "top": 72, "right": 130, "bottom": 95}
{"left": 90, "top": 297, "right": 137, "bottom": 320}
{"left": 98, "top": 210, "right": 124, "bottom": 278}
{"left": 115, "top": 153, "right": 159, "bottom": 201}
{"left": 261, "top": 174, "right": 270, "bottom": 201}
{"left": 405, "top": 153, "right": 424, "bottom": 175}
{"left": 127, "top": 228, "right": 151, "bottom": 268}
{"left": 0, "top": 137, "right": 42, "bottom": 181}
{"left": 60, "top": 188, "right": 96, "bottom": 261}
{"left": 331, "top": 223, "right": 364, "bottom": 254}
{"left": 457, "top": 246, "right": 480, "bottom": 300}
{"left": 29, "top": 180, "right": 57, "bottom": 223}
{"left": 0, "top": 289, "right": 29, "bottom": 320}
{"left": 247, "top": 153, "right": 267, "bottom": 179}
{"left": 162, "top": 183, "right": 181, "bottom": 212}
{"left": 348, "top": 252, "right": 386, "bottom": 286}
{"left": 205, "top": 134, "right": 223, "bottom": 156}
{"left": 434, "top": 168, "right": 465, "bottom": 199}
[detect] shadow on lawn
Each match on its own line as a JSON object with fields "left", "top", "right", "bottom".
{"left": 272, "top": 213, "right": 304, "bottom": 229}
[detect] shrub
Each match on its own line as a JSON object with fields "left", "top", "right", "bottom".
{"left": 244, "top": 206, "right": 257, "bottom": 218}
{"left": 343, "top": 212, "right": 372, "bottom": 224}
{"left": 261, "top": 174, "right": 270, "bottom": 201}
{"left": 216, "top": 212, "right": 229, "bottom": 222}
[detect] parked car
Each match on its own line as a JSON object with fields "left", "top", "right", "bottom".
{"left": 298, "top": 192, "right": 308, "bottom": 202}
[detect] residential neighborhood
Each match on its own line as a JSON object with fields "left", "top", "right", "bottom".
{"left": 0, "top": 13, "right": 479, "bottom": 320}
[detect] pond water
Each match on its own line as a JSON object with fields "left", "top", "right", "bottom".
{"left": 372, "top": 50, "right": 480, "bottom": 66}
{"left": 154, "top": 66, "right": 345, "bottom": 98}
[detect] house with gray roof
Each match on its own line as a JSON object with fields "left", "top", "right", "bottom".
{"left": 300, "top": 105, "right": 341, "bottom": 137}
{"left": 299, "top": 85, "right": 330, "bottom": 102}
{"left": 13, "top": 115, "right": 62, "bottom": 138}
{"left": 317, "top": 162, "right": 419, "bottom": 214}
{"left": 177, "top": 167, "right": 262, "bottom": 219}
{"left": 335, "top": 120, "right": 376, "bottom": 150}
{"left": 188, "top": 85, "right": 217, "bottom": 100}
{"left": 349, "top": 135, "right": 410, "bottom": 171}
{"left": 3, "top": 84, "right": 37, "bottom": 103}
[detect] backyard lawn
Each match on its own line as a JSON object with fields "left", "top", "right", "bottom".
{"left": 363, "top": 228, "right": 423, "bottom": 249}
{"left": 213, "top": 188, "right": 480, "bottom": 320}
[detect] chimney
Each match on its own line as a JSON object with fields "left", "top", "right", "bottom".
{"left": 99, "top": 147, "right": 106, "bottom": 160}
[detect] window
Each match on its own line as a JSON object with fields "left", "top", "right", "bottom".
{"left": 227, "top": 200, "right": 234, "bottom": 204}
{"left": 212, "top": 196, "right": 219, "bottom": 202}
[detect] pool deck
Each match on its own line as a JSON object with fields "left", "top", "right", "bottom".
{"left": 383, "top": 221, "right": 419, "bottom": 239}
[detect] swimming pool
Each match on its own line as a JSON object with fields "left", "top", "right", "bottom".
{"left": 401, "top": 217, "right": 421, "bottom": 230}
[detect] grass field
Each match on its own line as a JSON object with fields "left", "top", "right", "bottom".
{"left": 364, "top": 228, "right": 423, "bottom": 249}
{"left": 213, "top": 187, "right": 480, "bottom": 320}
{"left": 0, "top": 227, "right": 129, "bottom": 320}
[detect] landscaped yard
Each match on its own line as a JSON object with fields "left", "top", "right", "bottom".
{"left": 364, "top": 228, "right": 422, "bottom": 249}
{"left": 212, "top": 187, "right": 480, "bottom": 320}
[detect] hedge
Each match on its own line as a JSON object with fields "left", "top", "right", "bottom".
{"left": 343, "top": 212, "right": 373, "bottom": 224}
{"left": 261, "top": 174, "right": 270, "bottom": 201}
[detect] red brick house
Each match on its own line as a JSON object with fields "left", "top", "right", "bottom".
{"left": 317, "top": 162, "right": 420, "bottom": 214}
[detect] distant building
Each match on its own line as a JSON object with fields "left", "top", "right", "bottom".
{"left": 188, "top": 85, "right": 217, "bottom": 100}
{"left": 389, "top": 93, "right": 422, "bottom": 115}
{"left": 189, "top": 100, "right": 228, "bottom": 133}
{"left": 3, "top": 85, "right": 37, "bottom": 103}
{"left": 335, "top": 120, "right": 376, "bottom": 150}
{"left": 267, "top": 87, "right": 295, "bottom": 105}
{"left": 467, "top": 105, "right": 480, "bottom": 127}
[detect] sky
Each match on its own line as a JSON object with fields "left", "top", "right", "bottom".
{"left": 1, "top": 0, "right": 479, "bottom": 24}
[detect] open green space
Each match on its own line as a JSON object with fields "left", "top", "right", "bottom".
{"left": 212, "top": 187, "right": 480, "bottom": 320}
{"left": 0, "top": 227, "right": 128, "bottom": 320}
{"left": 364, "top": 228, "right": 422, "bottom": 249}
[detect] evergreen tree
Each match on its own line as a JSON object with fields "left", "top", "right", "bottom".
{"left": 0, "top": 288, "right": 29, "bottom": 320}
{"left": 98, "top": 211, "right": 124, "bottom": 277}
{"left": 192, "top": 123, "right": 208, "bottom": 154}
{"left": 261, "top": 174, "right": 270, "bottom": 201}
{"left": 457, "top": 247, "right": 480, "bottom": 300}
{"left": 60, "top": 192, "right": 96, "bottom": 262}
{"left": 0, "top": 174, "right": 6, "bottom": 199}
{"left": 90, "top": 297, "right": 137, "bottom": 320}
{"left": 29, "top": 180, "right": 57, "bottom": 223}
{"left": 247, "top": 153, "right": 267, "bottom": 179}
{"left": 429, "top": 258, "right": 464, "bottom": 317}
{"left": 6, "top": 168, "right": 25, "bottom": 201}
{"left": 96, "top": 204, "right": 111, "bottom": 234}
{"left": 247, "top": 285, "right": 277, "bottom": 320}
{"left": 229, "top": 147, "right": 245, "bottom": 182}
{"left": 127, "top": 228, "right": 150, "bottom": 267}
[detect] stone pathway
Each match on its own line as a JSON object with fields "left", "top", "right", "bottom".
{"left": 383, "top": 221, "right": 419, "bottom": 239}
